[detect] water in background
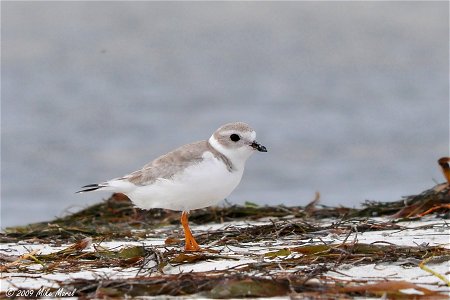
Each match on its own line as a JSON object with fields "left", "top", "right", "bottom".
{"left": 2, "top": 2, "right": 449, "bottom": 227}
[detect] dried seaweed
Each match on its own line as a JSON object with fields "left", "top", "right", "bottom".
{"left": 2, "top": 221, "right": 449, "bottom": 298}
{"left": 3, "top": 182, "right": 448, "bottom": 244}
{"left": 1, "top": 158, "right": 450, "bottom": 299}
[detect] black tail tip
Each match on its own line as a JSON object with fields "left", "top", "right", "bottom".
{"left": 76, "top": 184, "right": 100, "bottom": 193}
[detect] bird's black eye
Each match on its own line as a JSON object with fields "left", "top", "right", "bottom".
{"left": 230, "top": 134, "right": 240, "bottom": 142}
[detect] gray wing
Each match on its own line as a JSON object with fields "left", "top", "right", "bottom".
{"left": 120, "top": 140, "right": 209, "bottom": 186}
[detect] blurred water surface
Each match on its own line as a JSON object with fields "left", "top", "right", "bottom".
{"left": 2, "top": 2, "right": 449, "bottom": 227}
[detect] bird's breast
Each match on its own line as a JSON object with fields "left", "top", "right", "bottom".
{"left": 126, "top": 153, "right": 244, "bottom": 211}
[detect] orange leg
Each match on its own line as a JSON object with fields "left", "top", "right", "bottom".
{"left": 438, "top": 157, "right": 450, "bottom": 184}
{"left": 180, "top": 211, "right": 201, "bottom": 251}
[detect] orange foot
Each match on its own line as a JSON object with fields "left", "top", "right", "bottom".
{"left": 180, "top": 211, "right": 201, "bottom": 251}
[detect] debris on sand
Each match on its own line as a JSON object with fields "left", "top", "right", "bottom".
{"left": 1, "top": 158, "right": 449, "bottom": 298}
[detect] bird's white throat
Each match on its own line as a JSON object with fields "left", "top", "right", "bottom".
{"left": 208, "top": 134, "right": 255, "bottom": 170}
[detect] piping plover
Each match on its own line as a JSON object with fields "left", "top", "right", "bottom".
{"left": 77, "top": 122, "right": 267, "bottom": 251}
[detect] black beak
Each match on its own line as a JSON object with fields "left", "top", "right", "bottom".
{"left": 251, "top": 141, "right": 267, "bottom": 152}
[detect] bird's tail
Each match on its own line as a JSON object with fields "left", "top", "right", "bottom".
{"left": 77, "top": 179, "right": 134, "bottom": 194}
{"left": 76, "top": 183, "right": 107, "bottom": 193}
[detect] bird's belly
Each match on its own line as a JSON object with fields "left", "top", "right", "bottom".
{"left": 126, "top": 158, "right": 243, "bottom": 211}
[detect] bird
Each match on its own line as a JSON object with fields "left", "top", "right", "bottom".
{"left": 77, "top": 122, "right": 267, "bottom": 251}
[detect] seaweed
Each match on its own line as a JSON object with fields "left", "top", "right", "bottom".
{"left": 3, "top": 183, "right": 447, "bottom": 244}
{"left": 1, "top": 157, "right": 449, "bottom": 299}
